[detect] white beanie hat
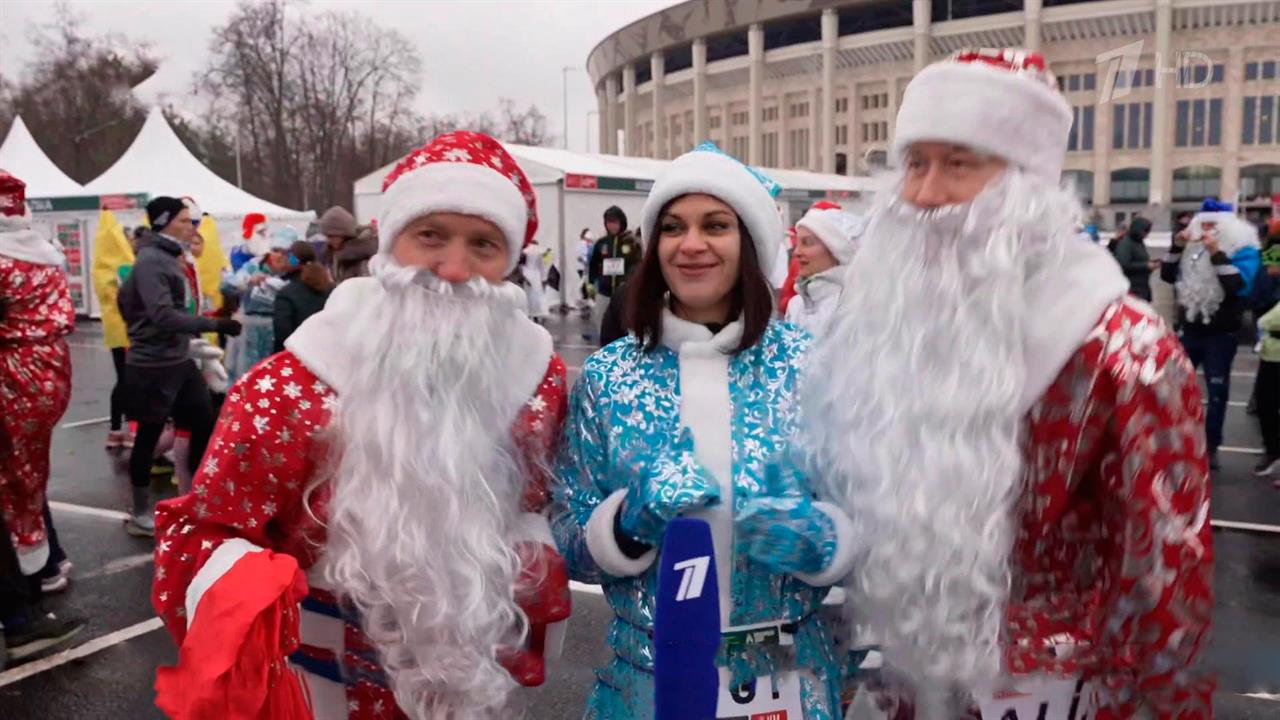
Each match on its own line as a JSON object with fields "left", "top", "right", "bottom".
{"left": 378, "top": 130, "right": 537, "bottom": 274}
{"left": 796, "top": 207, "right": 867, "bottom": 265}
{"left": 640, "top": 143, "right": 787, "bottom": 286}
{"left": 892, "top": 48, "right": 1072, "bottom": 184}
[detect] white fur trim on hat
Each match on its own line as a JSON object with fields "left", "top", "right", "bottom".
{"left": 892, "top": 60, "right": 1072, "bottom": 183}
{"left": 377, "top": 161, "right": 527, "bottom": 273}
{"left": 796, "top": 208, "right": 866, "bottom": 265}
{"left": 640, "top": 150, "right": 785, "bottom": 285}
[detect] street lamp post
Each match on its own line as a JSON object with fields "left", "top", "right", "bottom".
{"left": 562, "top": 66, "right": 578, "bottom": 150}
{"left": 586, "top": 110, "right": 600, "bottom": 153}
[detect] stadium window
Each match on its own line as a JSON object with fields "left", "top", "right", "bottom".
{"left": 1142, "top": 102, "right": 1152, "bottom": 148}
{"left": 1243, "top": 97, "right": 1257, "bottom": 145}
{"left": 1128, "top": 102, "right": 1141, "bottom": 149}
{"left": 880, "top": 121, "right": 888, "bottom": 139}
{"left": 1114, "top": 104, "right": 1126, "bottom": 149}
{"left": 1247, "top": 62, "right": 1259, "bottom": 81}
{"left": 1175, "top": 100, "right": 1190, "bottom": 147}
{"left": 1109, "top": 168, "right": 1150, "bottom": 203}
{"left": 1172, "top": 166, "right": 1222, "bottom": 202}
{"left": 1082, "top": 106, "right": 1095, "bottom": 151}
{"left": 705, "top": 31, "right": 749, "bottom": 63}
{"left": 1068, "top": 74, "right": 1080, "bottom": 92}
{"left": 1192, "top": 64, "right": 1208, "bottom": 85}
{"left": 1115, "top": 71, "right": 1128, "bottom": 90}
{"left": 1208, "top": 99, "right": 1222, "bottom": 146}
{"left": 1211, "top": 64, "right": 1224, "bottom": 84}
{"left": 1261, "top": 96, "right": 1275, "bottom": 144}
{"left": 1191, "top": 98, "right": 1206, "bottom": 146}
{"left": 763, "top": 13, "right": 821, "bottom": 51}
{"left": 1083, "top": 73, "right": 1096, "bottom": 92}
{"left": 1264, "top": 61, "right": 1277, "bottom": 80}
{"left": 665, "top": 44, "right": 693, "bottom": 74}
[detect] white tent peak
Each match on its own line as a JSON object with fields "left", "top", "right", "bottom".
{"left": 83, "top": 106, "right": 311, "bottom": 221}
{"left": 0, "top": 116, "right": 84, "bottom": 197}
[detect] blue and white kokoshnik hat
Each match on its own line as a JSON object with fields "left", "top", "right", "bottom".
{"left": 641, "top": 142, "right": 788, "bottom": 287}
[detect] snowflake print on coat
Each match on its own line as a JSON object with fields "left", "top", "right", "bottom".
{"left": 0, "top": 256, "right": 74, "bottom": 559}
{"left": 1003, "top": 297, "right": 1213, "bottom": 720}
{"left": 152, "top": 349, "right": 568, "bottom": 720}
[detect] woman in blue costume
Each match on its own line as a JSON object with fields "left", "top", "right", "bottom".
{"left": 553, "top": 144, "right": 857, "bottom": 719}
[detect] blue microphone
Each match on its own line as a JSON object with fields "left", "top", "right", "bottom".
{"left": 654, "top": 517, "right": 721, "bottom": 720}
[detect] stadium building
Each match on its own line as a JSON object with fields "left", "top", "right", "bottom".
{"left": 588, "top": 0, "right": 1280, "bottom": 228}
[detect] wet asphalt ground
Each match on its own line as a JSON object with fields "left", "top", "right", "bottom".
{"left": 0, "top": 310, "right": 1277, "bottom": 719}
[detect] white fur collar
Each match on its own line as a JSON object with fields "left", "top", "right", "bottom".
{"left": 0, "top": 227, "right": 65, "bottom": 267}
{"left": 660, "top": 306, "right": 743, "bottom": 356}
{"left": 285, "top": 277, "right": 554, "bottom": 422}
{"left": 797, "top": 267, "right": 844, "bottom": 305}
{"left": 1019, "top": 239, "right": 1129, "bottom": 412}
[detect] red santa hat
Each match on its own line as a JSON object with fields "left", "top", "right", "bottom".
{"left": 242, "top": 213, "right": 267, "bottom": 241}
{"left": 378, "top": 131, "right": 537, "bottom": 273}
{"left": 892, "top": 48, "right": 1072, "bottom": 184}
{"left": 0, "top": 170, "right": 32, "bottom": 232}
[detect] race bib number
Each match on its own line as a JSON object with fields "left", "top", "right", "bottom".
{"left": 974, "top": 676, "right": 1097, "bottom": 720}
{"left": 603, "top": 257, "right": 626, "bottom": 276}
{"left": 717, "top": 671, "right": 805, "bottom": 720}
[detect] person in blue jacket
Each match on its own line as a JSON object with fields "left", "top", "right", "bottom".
{"left": 552, "top": 144, "right": 857, "bottom": 719}
{"left": 1161, "top": 197, "right": 1261, "bottom": 468}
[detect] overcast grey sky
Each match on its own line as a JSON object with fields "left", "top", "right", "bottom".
{"left": 0, "top": 0, "right": 677, "bottom": 153}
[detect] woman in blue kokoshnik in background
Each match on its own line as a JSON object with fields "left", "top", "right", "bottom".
{"left": 552, "top": 144, "right": 857, "bottom": 719}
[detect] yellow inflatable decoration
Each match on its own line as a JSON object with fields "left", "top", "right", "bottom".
{"left": 194, "top": 215, "right": 229, "bottom": 312}
{"left": 90, "top": 209, "right": 134, "bottom": 350}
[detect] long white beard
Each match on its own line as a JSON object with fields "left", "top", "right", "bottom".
{"left": 1175, "top": 246, "right": 1224, "bottom": 323}
{"left": 805, "top": 170, "right": 1078, "bottom": 707}
{"left": 323, "top": 263, "right": 528, "bottom": 719}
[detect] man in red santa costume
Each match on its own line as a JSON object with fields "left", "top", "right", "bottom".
{"left": 151, "top": 131, "right": 572, "bottom": 719}
{"left": 0, "top": 170, "right": 83, "bottom": 657}
{"left": 804, "top": 49, "right": 1213, "bottom": 719}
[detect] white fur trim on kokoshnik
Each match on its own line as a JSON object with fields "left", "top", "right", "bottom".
{"left": 378, "top": 161, "right": 528, "bottom": 273}
{"left": 892, "top": 51, "right": 1072, "bottom": 184}
{"left": 641, "top": 148, "right": 785, "bottom": 286}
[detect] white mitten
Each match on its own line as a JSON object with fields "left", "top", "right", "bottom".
{"left": 202, "top": 358, "right": 230, "bottom": 394}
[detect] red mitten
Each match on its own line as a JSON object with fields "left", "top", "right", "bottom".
{"left": 155, "top": 549, "right": 310, "bottom": 719}
{"left": 513, "top": 541, "right": 572, "bottom": 626}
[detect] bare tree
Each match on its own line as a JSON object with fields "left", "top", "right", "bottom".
{"left": 2, "top": 4, "right": 155, "bottom": 183}
{"left": 497, "top": 98, "right": 549, "bottom": 146}
{"left": 196, "top": 0, "right": 428, "bottom": 210}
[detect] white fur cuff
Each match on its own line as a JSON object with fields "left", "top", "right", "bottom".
{"left": 585, "top": 489, "right": 657, "bottom": 578}
{"left": 184, "top": 538, "right": 264, "bottom": 628}
{"left": 793, "top": 502, "right": 858, "bottom": 587}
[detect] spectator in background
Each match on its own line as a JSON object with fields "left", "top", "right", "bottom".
{"left": 229, "top": 213, "right": 269, "bottom": 273}
{"left": 0, "top": 171, "right": 79, "bottom": 607}
{"left": 92, "top": 207, "right": 136, "bottom": 451}
{"left": 317, "top": 206, "right": 376, "bottom": 284}
{"left": 1109, "top": 216, "right": 1158, "bottom": 301}
{"left": 1253, "top": 264, "right": 1280, "bottom": 483}
{"left": 1161, "top": 198, "right": 1262, "bottom": 469}
{"left": 222, "top": 227, "right": 296, "bottom": 382}
{"left": 117, "top": 197, "right": 241, "bottom": 536}
{"left": 272, "top": 241, "right": 333, "bottom": 353}
{"left": 586, "top": 206, "right": 640, "bottom": 342}
{"left": 785, "top": 204, "right": 867, "bottom": 334}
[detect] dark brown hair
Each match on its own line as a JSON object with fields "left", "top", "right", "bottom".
{"left": 625, "top": 198, "right": 774, "bottom": 354}
{"left": 289, "top": 241, "right": 317, "bottom": 264}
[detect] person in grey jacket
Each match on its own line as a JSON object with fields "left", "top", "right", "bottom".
{"left": 116, "top": 196, "right": 241, "bottom": 536}
{"left": 1109, "top": 216, "right": 1157, "bottom": 301}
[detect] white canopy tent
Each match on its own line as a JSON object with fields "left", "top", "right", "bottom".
{"left": 84, "top": 106, "right": 313, "bottom": 224}
{"left": 0, "top": 116, "right": 83, "bottom": 197}
{"left": 354, "top": 144, "right": 874, "bottom": 306}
